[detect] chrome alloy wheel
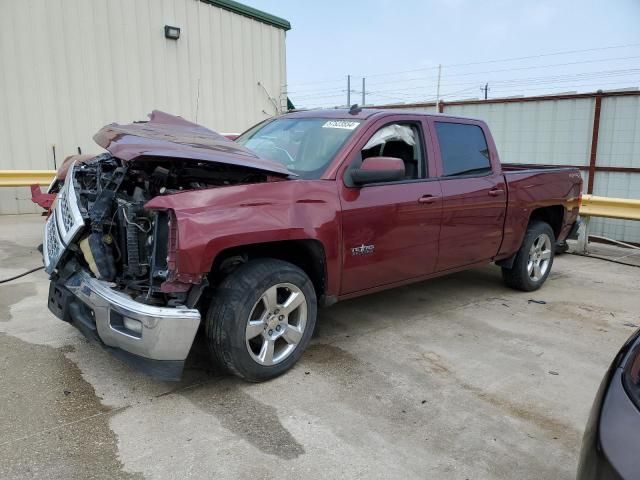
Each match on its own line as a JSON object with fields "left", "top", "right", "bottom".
{"left": 527, "top": 233, "right": 552, "bottom": 281}
{"left": 245, "top": 283, "right": 308, "bottom": 366}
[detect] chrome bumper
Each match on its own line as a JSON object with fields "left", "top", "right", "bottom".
{"left": 64, "top": 269, "right": 201, "bottom": 362}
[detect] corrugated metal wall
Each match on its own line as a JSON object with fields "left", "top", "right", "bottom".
{"left": 445, "top": 99, "right": 593, "bottom": 227}
{"left": 390, "top": 95, "right": 640, "bottom": 242}
{"left": 589, "top": 95, "right": 640, "bottom": 242}
{"left": 0, "top": 0, "right": 287, "bottom": 214}
{"left": 445, "top": 99, "right": 596, "bottom": 167}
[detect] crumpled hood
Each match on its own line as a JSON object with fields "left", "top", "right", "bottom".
{"left": 93, "top": 110, "right": 292, "bottom": 176}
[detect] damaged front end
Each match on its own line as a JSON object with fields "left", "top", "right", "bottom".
{"left": 45, "top": 154, "right": 275, "bottom": 379}
{"left": 43, "top": 111, "right": 290, "bottom": 380}
{"left": 55, "top": 153, "right": 271, "bottom": 302}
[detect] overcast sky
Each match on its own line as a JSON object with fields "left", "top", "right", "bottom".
{"left": 242, "top": 0, "right": 640, "bottom": 108}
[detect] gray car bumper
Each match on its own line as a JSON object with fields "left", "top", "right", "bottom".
{"left": 51, "top": 268, "right": 201, "bottom": 380}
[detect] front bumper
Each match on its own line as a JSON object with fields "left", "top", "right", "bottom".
{"left": 49, "top": 268, "right": 201, "bottom": 380}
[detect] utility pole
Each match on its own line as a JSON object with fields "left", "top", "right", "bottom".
{"left": 481, "top": 83, "right": 489, "bottom": 100}
{"left": 435, "top": 64, "right": 442, "bottom": 112}
{"left": 362, "top": 77, "right": 366, "bottom": 106}
{"left": 347, "top": 75, "right": 351, "bottom": 107}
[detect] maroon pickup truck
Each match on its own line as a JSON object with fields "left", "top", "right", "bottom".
{"left": 42, "top": 109, "right": 582, "bottom": 381}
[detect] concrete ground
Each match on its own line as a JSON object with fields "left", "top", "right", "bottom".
{"left": 1, "top": 214, "right": 639, "bottom": 480}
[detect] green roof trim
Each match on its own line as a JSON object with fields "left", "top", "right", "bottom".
{"left": 200, "top": 0, "right": 291, "bottom": 31}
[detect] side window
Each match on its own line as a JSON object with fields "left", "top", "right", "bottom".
{"left": 435, "top": 122, "right": 491, "bottom": 177}
{"left": 361, "top": 123, "right": 425, "bottom": 180}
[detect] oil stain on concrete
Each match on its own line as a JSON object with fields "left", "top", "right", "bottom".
{"left": 420, "top": 350, "right": 581, "bottom": 448}
{"left": 303, "top": 343, "right": 366, "bottom": 388}
{"left": 0, "top": 333, "right": 142, "bottom": 480}
{"left": 300, "top": 342, "right": 573, "bottom": 480}
{"left": 183, "top": 379, "right": 305, "bottom": 460}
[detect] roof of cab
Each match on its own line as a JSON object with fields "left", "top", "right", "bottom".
{"left": 284, "top": 109, "right": 382, "bottom": 120}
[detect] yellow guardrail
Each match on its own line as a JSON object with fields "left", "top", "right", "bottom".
{"left": 0, "top": 170, "right": 56, "bottom": 187}
{"left": 580, "top": 194, "right": 640, "bottom": 221}
{"left": 0, "top": 171, "right": 638, "bottom": 221}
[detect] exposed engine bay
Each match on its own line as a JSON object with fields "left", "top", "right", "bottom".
{"left": 53, "top": 153, "right": 270, "bottom": 306}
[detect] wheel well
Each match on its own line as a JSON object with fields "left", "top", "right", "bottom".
{"left": 209, "top": 240, "right": 327, "bottom": 297}
{"left": 529, "top": 205, "right": 564, "bottom": 239}
{"left": 497, "top": 205, "right": 565, "bottom": 270}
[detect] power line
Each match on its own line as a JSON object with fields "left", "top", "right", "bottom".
{"left": 442, "top": 55, "right": 640, "bottom": 80}
{"left": 285, "top": 77, "right": 347, "bottom": 89}
{"left": 289, "top": 55, "right": 640, "bottom": 99}
{"left": 300, "top": 86, "right": 480, "bottom": 108}
{"left": 402, "top": 80, "right": 639, "bottom": 105}
{"left": 366, "top": 55, "right": 640, "bottom": 88}
{"left": 446, "top": 42, "right": 640, "bottom": 68}
{"left": 360, "top": 42, "right": 640, "bottom": 79}
{"left": 356, "top": 68, "right": 640, "bottom": 101}
{"left": 364, "top": 67, "right": 640, "bottom": 96}
{"left": 301, "top": 78, "right": 640, "bottom": 109}
{"left": 288, "top": 43, "right": 640, "bottom": 92}
{"left": 475, "top": 80, "right": 640, "bottom": 96}
{"left": 292, "top": 58, "right": 640, "bottom": 107}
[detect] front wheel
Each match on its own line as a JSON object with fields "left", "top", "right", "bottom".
{"left": 205, "top": 258, "right": 317, "bottom": 382}
{"left": 502, "top": 221, "right": 555, "bottom": 292}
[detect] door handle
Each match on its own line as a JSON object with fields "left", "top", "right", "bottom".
{"left": 488, "top": 188, "right": 505, "bottom": 197}
{"left": 418, "top": 195, "right": 439, "bottom": 204}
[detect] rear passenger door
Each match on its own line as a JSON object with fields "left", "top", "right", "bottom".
{"left": 431, "top": 120, "right": 507, "bottom": 271}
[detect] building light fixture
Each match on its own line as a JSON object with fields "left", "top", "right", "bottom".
{"left": 164, "top": 25, "right": 180, "bottom": 40}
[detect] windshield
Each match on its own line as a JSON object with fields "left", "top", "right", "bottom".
{"left": 236, "top": 117, "right": 362, "bottom": 179}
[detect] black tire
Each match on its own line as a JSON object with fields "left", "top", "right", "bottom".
{"left": 205, "top": 258, "right": 317, "bottom": 382}
{"left": 502, "top": 221, "right": 555, "bottom": 292}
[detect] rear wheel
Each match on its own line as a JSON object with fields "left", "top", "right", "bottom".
{"left": 502, "top": 221, "right": 555, "bottom": 292}
{"left": 205, "top": 258, "right": 317, "bottom": 382}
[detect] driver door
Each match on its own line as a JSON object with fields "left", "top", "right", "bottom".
{"left": 338, "top": 117, "right": 442, "bottom": 295}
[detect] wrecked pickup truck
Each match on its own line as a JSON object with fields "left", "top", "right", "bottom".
{"left": 42, "top": 109, "right": 582, "bottom": 381}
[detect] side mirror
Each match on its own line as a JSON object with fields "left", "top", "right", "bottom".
{"left": 349, "top": 156, "right": 406, "bottom": 185}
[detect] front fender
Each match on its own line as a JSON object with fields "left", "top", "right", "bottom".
{"left": 145, "top": 180, "right": 342, "bottom": 295}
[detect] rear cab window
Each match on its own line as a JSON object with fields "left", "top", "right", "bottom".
{"left": 435, "top": 122, "right": 492, "bottom": 177}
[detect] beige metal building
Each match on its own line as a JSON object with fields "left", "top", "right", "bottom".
{"left": 0, "top": 0, "right": 290, "bottom": 214}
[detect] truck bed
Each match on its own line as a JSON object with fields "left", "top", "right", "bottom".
{"left": 497, "top": 164, "right": 582, "bottom": 260}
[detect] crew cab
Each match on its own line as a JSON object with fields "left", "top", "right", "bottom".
{"left": 41, "top": 109, "right": 582, "bottom": 381}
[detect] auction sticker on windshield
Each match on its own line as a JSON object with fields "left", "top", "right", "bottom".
{"left": 322, "top": 120, "right": 360, "bottom": 130}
